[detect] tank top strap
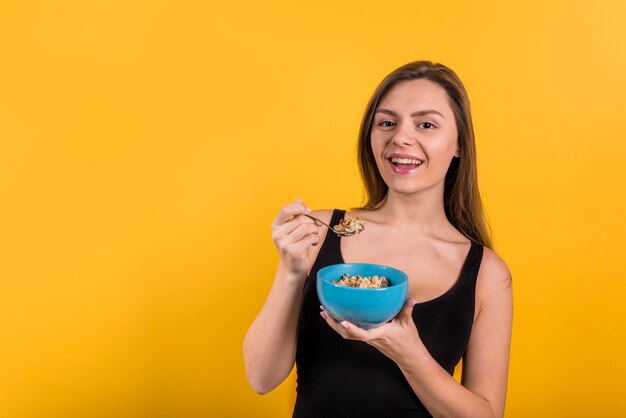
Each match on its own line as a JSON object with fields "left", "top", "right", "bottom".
{"left": 320, "top": 208, "right": 346, "bottom": 256}
{"left": 307, "top": 209, "right": 345, "bottom": 274}
{"left": 459, "top": 240, "right": 484, "bottom": 292}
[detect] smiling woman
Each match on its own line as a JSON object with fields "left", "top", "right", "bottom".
{"left": 358, "top": 62, "right": 491, "bottom": 249}
{"left": 243, "top": 61, "right": 512, "bottom": 418}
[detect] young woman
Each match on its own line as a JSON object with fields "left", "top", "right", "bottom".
{"left": 244, "top": 61, "right": 513, "bottom": 418}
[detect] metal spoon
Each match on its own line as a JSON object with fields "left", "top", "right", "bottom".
{"left": 303, "top": 213, "right": 360, "bottom": 237}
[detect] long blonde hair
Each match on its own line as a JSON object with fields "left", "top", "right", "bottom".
{"left": 356, "top": 61, "right": 492, "bottom": 249}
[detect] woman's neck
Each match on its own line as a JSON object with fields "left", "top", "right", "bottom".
{"left": 364, "top": 189, "right": 457, "bottom": 237}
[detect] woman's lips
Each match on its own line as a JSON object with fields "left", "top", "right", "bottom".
{"left": 387, "top": 158, "right": 423, "bottom": 174}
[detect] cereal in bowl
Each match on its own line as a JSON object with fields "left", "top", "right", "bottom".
{"left": 332, "top": 274, "right": 389, "bottom": 289}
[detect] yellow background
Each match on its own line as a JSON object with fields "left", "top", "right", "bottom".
{"left": 1, "top": 1, "right": 625, "bottom": 417}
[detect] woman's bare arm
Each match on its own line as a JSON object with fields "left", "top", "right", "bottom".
{"left": 243, "top": 260, "right": 307, "bottom": 394}
{"left": 243, "top": 205, "right": 330, "bottom": 394}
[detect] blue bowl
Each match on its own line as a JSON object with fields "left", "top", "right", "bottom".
{"left": 317, "top": 263, "right": 409, "bottom": 329}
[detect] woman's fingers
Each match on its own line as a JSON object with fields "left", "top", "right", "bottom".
{"left": 338, "top": 320, "right": 370, "bottom": 341}
{"left": 278, "top": 228, "right": 320, "bottom": 259}
{"left": 274, "top": 221, "right": 319, "bottom": 249}
{"left": 272, "top": 199, "right": 322, "bottom": 255}
{"left": 270, "top": 199, "right": 324, "bottom": 274}
{"left": 397, "top": 299, "right": 417, "bottom": 323}
{"left": 273, "top": 214, "right": 318, "bottom": 240}
{"left": 271, "top": 198, "right": 311, "bottom": 229}
{"left": 271, "top": 199, "right": 319, "bottom": 243}
{"left": 320, "top": 310, "right": 351, "bottom": 339}
{"left": 320, "top": 308, "right": 369, "bottom": 341}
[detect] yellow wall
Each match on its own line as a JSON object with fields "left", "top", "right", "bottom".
{"left": 1, "top": 1, "right": 625, "bottom": 417}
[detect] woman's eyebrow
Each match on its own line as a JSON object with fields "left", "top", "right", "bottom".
{"left": 375, "top": 108, "right": 445, "bottom": 118}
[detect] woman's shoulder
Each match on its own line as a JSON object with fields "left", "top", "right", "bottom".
{"left": 478, "top": 247, "right": 512, "bottom": 285}
{"left": 475, "top": 246, "right": 513, "bottom": 315}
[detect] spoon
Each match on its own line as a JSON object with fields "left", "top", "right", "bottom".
{"left": 303, "top": 213, "right": 361, "bottom": 237}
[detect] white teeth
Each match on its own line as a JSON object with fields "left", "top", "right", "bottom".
{"left": 390, "top": 157, "right": 422, "bottom": 165}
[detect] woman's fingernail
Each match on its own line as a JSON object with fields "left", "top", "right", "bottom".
{"left": 340, "top": 321, "right": 349, "bottom": 329}
{"left": 306, "top": 207, "right": 311, "bottom": 213}
{"left": 320, "top": 311, "right": 327, "bottom": 320}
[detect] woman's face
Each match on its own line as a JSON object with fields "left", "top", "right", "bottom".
{"left": 371, "top": 78, "right": 459, "bottom": 197}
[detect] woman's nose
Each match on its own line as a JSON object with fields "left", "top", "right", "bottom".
{"left": 392, "top": 136, "right": 415, "bottom": 146}
{"left": 392, "top": 123, "right": 417, "bottom": 146}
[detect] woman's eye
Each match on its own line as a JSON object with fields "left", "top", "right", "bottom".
{"left": 419, "top": 122, "right": 435, "bottom": 129}
{"left": 378, "top": 120, "right": 395, "bottom": 128}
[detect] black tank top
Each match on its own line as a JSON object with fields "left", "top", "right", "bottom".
{"left": 293, "top": 209, "right": 484, "bottom": 418}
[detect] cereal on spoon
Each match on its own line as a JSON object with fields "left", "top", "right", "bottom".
{"left": 332, "top": 215, "right": 365, "bottom": 236}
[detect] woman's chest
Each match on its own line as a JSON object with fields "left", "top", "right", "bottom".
{"left": 340, "top": 235, "right": 470, "bottom": 303}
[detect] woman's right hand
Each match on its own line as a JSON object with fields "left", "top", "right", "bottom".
{"left": 271, "top": 198, "right": 321, "bottom": 278}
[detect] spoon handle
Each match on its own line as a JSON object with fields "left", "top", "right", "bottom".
{"left": 303, "top": 213, "right": 332, "bottom": 229}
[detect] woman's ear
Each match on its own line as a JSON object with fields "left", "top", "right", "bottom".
{"left": 453, "top": 138, "right": 461, "bottom": 158}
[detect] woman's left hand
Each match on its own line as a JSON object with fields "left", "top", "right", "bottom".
{"left": 320, "top": 299, "right": 423, "bottom": 366}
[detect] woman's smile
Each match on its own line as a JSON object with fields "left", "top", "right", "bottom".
{"left": 387, "top": 153, "right": 424, "bottom": 174}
